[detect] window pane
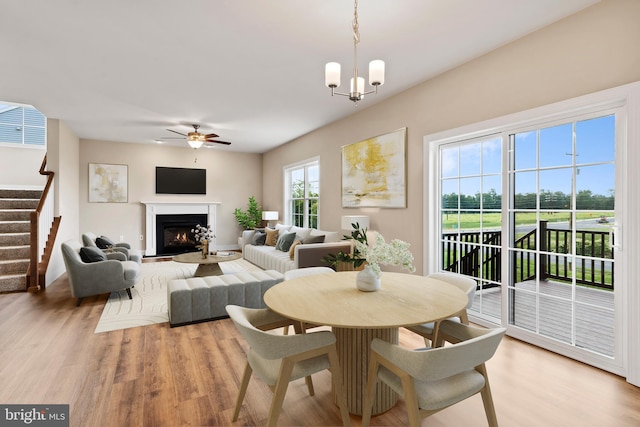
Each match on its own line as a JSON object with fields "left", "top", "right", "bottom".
{"left": 0, "top": 123, "right": 22, "bottom": 143}
{"left": 441, "top": 179, "right": 459, "bottom": 209}
{"left": 539, "top": 168, "right": 572, "bottom": 210}
{"left": 513, "top": 171, "right": 537, "bottom": 209}
{"left": 459, "top": 142, "right": 481, "bottom": 176}
{"left": 575, "top": 164, "right": 614, "bottom": 210}
{"left": 482, "top": 176, "right": 502, "bottom": 209}
{"left": 482, "top": 137, "right": 502, "bottom": 174}
{"left": 576, "top": 115, "right": 615, "bottom": 164}
{"left": 540, "top": 123, "right": 572, "bottom": 168}
{"left": 460, "top": 177, "right": 480, "bottom": 210}
{"left": 441, "top": 146, "right": 458, "bottom": 178}
{"left": 513, "top": 131, "right": 536, "bottom": 170}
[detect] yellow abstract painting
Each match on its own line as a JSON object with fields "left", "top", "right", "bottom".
{"left": 341, "top": 128, "right": 406, "bottom": 208}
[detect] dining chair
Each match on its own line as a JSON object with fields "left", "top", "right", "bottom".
{"left": 225, "top": 305, "right": 351, "bottom": 427}
{"left": 282, "top": 267, "right": 335, "bottom": 334}
{"left": 362, "top": 322, "right": 506, "bottom": 427}
{"left": 406, "top": 271, "right": 477, "bottom": 347}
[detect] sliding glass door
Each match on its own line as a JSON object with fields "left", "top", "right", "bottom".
{"left": 432, "top": 107, "right": 622, "bottom": 370}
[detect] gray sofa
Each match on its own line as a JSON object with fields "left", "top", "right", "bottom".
{"left": 168, "top": 270, "right": 284, "bottom": 326}
{"left": 61, "top": 240, "right": 140, "bottom": 306}
{"left": 241, "top": 226, "right": 353, "bottom": 273}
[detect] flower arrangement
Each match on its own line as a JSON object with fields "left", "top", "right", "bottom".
{"left": 356, "top": 233, "right": 416, "bottom": 278}
{"left": 192, "top": 224, "right": 215, "bottom": 242}
{"left": 323, "top": 222, "right": 415, "bottom": 277}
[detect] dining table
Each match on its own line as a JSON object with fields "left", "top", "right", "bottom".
{"left": 263, "top": 271, "right": 468, "bottom": 416}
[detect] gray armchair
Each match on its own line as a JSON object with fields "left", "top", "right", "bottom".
{"left": 82, "top": 232, "right": 142, "bottom": 264}
{"left": 61, "top": 240, "right": 140, "bottom": 306}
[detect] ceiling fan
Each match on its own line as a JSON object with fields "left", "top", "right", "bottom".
{"left": 164, "top": 124, "right": 231, "bottom": 149}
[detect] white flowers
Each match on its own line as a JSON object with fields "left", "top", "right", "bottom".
{"left": 192, "top": 224, "right": 215, "bottom": 242}
{"left": 355, "top": 233, "right": 416, "bottom": 278}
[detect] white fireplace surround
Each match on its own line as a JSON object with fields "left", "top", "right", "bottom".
{"left": 142, "top": 201, "right": 220, "bottom": 256}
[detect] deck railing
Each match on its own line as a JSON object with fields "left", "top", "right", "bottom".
{"left": 443, "top": 220, "right": 614, "bottom": 291}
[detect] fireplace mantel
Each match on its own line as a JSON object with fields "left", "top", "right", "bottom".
{"left": 141, "top": 201, "right": 220, "bottom": 256}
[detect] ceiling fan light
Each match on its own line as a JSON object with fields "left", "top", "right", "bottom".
{"left": 187, "top": 138, "right": 204, "bottom": 149}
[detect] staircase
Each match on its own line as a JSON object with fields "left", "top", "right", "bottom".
{"left": 0, "top": 189, "right": 41, "bottom": 292}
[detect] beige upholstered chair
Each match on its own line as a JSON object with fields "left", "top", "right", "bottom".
{"left": 226, "top": 305, "right": 351, "bottom": 427}
{"left": 362, "top": 322, "right": 506, "bottom": 427}
{"left": 282, "top": 267, "right": 335, "bottom": 333}
{"left": 406, "top": 272, "right": 477, "bottom": 347}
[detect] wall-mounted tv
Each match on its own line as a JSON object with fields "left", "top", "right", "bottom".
{"left": 155, "top": 167, "right": 206, "bottom": 195}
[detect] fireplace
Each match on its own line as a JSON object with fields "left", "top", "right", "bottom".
{"left": 142, "top": 202, "right": 219, "bottom": 257}
{"left": 155, "top": 214, "right": 207, "bottom": 255}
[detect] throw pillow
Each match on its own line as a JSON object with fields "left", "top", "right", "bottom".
{"left": 275, "top": 231, "right": 296, "bottom": 252}
{"left": 95, "top": 236, "right": 114, "bottom": 249}
{"left": 303, "top": 234, "right": 325, "bottom": 244}
{"left": 275, "top": 223, "right": 292, "bottom": 235}
{"left": 289, "top": 226, "right": 311, "bottom": 242}
{"left": 252, "top": 231, "right": 266, "bottom": 246}
{"left": 80, "top": 246, "right": 108, "bottom": 263}
{"left": 265, "top": 228, "right": 279, "bottom": 246}
{"left": 289, "top": 240, "right": 302, "bottom": 260}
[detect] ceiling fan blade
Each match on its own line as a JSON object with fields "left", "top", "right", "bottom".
{"left": 167, "top": 129, "right": 187, "bottom": 137}
{"left": 204, "top": 140, "right": 232, "bottom": 146}
{"left": 204, "top": 132, "right": 219, "bottom": 138}
{"left": 157, "top": 137, "right": 185, "bottom": 140}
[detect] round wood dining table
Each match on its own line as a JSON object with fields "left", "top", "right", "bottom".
{"left": 263, "top": 271, "right": 467, "bottom": 416}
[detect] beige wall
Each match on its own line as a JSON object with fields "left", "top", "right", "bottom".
{"left": 46, "top": 119, "right": 80, "bottom": 283}
{"left": 79, "top": 140, "right": 263, "bottom": 252}
{"left": 262, "top": 0, "right": 640, "bottom": 275}
{"left": 0, "top": 145, "right": 47, "bottom": 187}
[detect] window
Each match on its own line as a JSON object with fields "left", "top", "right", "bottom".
{"left": 284, "top": 158, "right": 319, "bottom": 228}
{"left": 0, "top": 103, "right": 46, "bottom": 147}
{"left": 425, "top": 82, "right": 639, "bottom": 379}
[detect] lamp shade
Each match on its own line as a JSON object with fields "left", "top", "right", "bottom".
{"left": 262, "top": 211, "right": 279, "bottom": 221}
{"left": 369, "top": 60, "right": 385, "bottom": 86}
{"left": 325, "top": 62, "right": 341, "bottom": 88}
{"left": 350, "top": 76, "right": 365, "bottom": 95}
{"left": 341, "top": 215, "right": 369, "bottom": 230}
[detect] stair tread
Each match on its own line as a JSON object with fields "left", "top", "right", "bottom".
{"left": 0, "top": 259, "right": 29, "bottom": 264}
{"left": 0, "top": 245, "right": 30, "bottom": 249}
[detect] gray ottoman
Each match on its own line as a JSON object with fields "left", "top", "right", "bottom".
{"left": 168, "top": 270, "right": 284, "bottom": 326}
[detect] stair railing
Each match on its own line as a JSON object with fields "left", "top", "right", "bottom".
{"left": 27, "top": 154, "right": 59, "bottom": 291}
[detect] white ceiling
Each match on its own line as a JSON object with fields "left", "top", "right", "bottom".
{"left": 0, "top": 0, "right": 599, "bottom": 153}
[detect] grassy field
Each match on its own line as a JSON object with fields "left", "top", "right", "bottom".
{"left": 442, "top": 211, "right": 612, "bottom": 230}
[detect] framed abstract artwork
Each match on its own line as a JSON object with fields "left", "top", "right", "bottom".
{"left": 341, "top": 127, "right": 407, "bottom": 208}
{"left": 88, "top": 163, "right": 128, "bottom": 203}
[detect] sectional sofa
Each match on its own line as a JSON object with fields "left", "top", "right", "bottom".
{"left": 241, "top": 224, "right": 353, "bottom": 273}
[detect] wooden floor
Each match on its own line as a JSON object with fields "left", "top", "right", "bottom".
{"left": 1, "top": 272, "right": 639, "bottom": 427}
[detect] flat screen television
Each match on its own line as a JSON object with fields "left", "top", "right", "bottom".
{"left": 155, "top": 167, "right": 206, "bottom": 195}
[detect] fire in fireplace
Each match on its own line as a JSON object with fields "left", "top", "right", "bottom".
{"left": 155, "top": 214, "right": 208, "bottom": 255}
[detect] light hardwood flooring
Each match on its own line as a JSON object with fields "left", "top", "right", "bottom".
{"left": 0, "top": 269, "right": 639, "bottom": 426}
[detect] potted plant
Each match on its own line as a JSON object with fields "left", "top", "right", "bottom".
{"left": 323, "top": 221, "right": 369, "bottom": 271}
{"left": 234, "top": 196, "right": 263, "bottom": 230}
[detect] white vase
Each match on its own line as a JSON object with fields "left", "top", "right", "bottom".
{"left": 356, "top": 265, "right": 381, "bottom": 292}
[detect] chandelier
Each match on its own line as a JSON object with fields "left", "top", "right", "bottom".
{"left": 324, "top": 0, "right": 385, "bottom": 104}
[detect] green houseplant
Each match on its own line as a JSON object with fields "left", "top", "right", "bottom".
{"left": 323, "top": 221, "right": 369, "bottom": 270}
{"left": 234, "top": 196, "right": 263, "bottom": 230}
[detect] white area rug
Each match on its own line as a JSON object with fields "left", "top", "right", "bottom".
{"left": 94, "top": 258, "right": 261, "bottom": 333}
